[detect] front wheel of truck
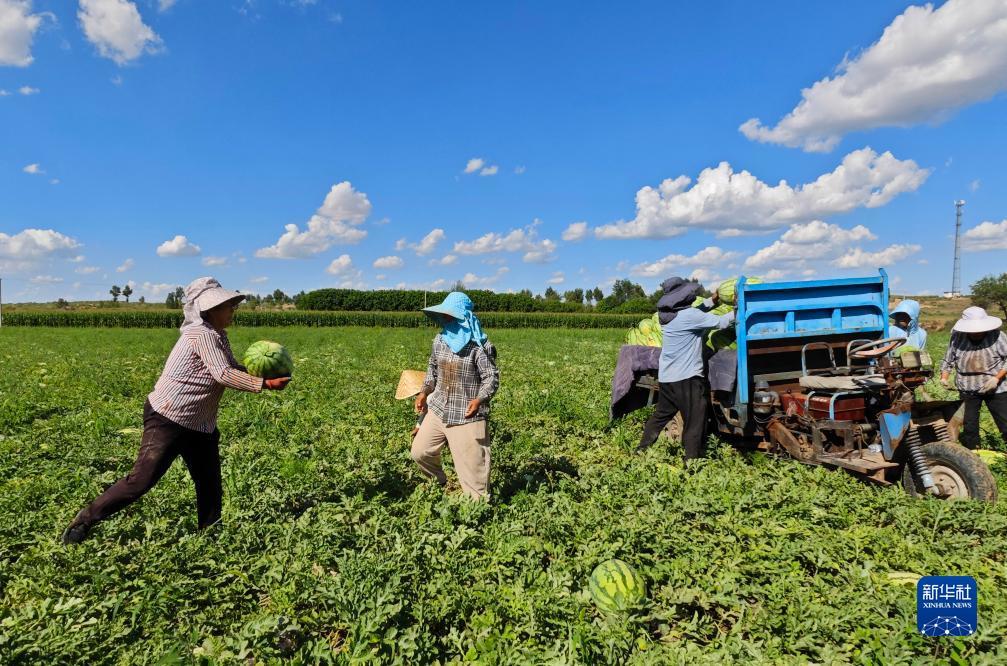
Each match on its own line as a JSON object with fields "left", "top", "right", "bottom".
{"left": 902, "top": 442, "right": 998, "bottom": 502}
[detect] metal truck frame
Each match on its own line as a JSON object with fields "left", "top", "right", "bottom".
{"left": 708, "top": 269, "right": 996, "bottom": 501}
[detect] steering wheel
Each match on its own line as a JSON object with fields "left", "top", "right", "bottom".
{"left": 849, "top": 337, "right": 904, "bottom": 359}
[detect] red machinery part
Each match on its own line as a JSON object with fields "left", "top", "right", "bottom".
{"left": 780, "top": 391, "right": 866, "bottom": 422}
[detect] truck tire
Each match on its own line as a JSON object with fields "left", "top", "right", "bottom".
{"left": 902, "top": 442, "right": 998, "bottom": 502}
{"left": 663, "top": 413, "right": 684, "bottom": 442}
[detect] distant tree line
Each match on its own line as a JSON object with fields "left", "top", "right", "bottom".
{"left": 295, "top": 279, "right": 708, "bottom": 314}
{"left": 109, "top": 278, "right": 716, "bottom": 314}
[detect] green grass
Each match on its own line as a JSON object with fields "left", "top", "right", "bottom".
{"left": 1, "top": 327, "right": 1006, "bottom": 664}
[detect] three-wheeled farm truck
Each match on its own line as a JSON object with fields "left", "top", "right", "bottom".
{"left": 627, "top": 270, "right": 997, "bottom": 502}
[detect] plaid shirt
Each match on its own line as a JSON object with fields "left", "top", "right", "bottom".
{"left": 422, "top": 335, "right": 499, "bottom": 426}
{"left": 148, "top": 323, "right": 263, "bottom": 433}
{"left": 941, "top": 330, "right": 1007, "bottom": 395}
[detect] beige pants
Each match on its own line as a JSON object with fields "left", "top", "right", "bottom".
{"left": 411, "top": 410, "right": 491, "bottom": 500}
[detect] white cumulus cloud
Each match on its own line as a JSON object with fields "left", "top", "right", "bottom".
{"left": 631, "top": 246, "right": 741, "bottom": 278}
{"left": 22, "top": 162, "right": 42, "bottom": 174}
{"left": 743, "top": 220, "right": 919, "bottom": 277}
{"left": 594, "top": 148, "right": 929, "bottom": 239}
{"left": 256, "top": 181, "right": 371, "bottom": 259}
{"left": 372, "top": 255, "right": 404, "bottom": 269}
{"left": 137, "top": 281, "right": 175, "bottom": 298}
{"left": 480, "top": 165, "right": 498, "bottom": 176}
{"left": 740, "top": 0, "right": 1007, "bottom": 152}
{"left": 745, "top": 221, "right": 875, "bottom": 271}
{"left": 546, "top": 271, "right": 565, "bottom": 285}
{"left": 400, "top": 228, "right": 445, "bottom": 256}
{"left": 325, "top": 254, "right": 354, "bottom": 275}
{"left": 0, "top": 0, "right": 44, "bottom": 66}
{"left": 963, "top": 219, "right": 1007, "bottom": 251}
{"left": 832, "top": 244, "right": 921, "bottom": 268}
{"left": 75, "top": 265, "right": 101, "bottom": 274}
{"left": 429, "top": 254, "right": 458, "bottom": 266}
{"left": 0, "top": 228, "right": 81, "bottom": 258}
{"left": 30, "top": 274, "right": 63, "bottom": 284}
{"left": 78, "top": 0, "right": 163, "bottom": 65}
{"left": 687, "top": 268, "right": 723, "bottom": 286}
{"left": 116, "top": 257, "right": 134, "bottom": 272}
{"left": 325, "top": 253, "right": 365, "bottom": 287}
{"left": 461, "top": 266, "right": 509, "bottom": 288}
{"left": 562, "top": 221, "right": 589, "bottom": 242}
{"left": 156, "top": 234, "right": 201, "bottom": 257}
{"left": 249, "top": 276, "right": 268, "bottom": 284}
{"left": 454, "top": 219, "right": 557, "bottom": 264}
{"left": 202, "top": 255, "right": 228, "bottom": 267}
{"left": 463, "top": 157, "right": 485, "bottom": 174}
{"left": 18, "top": 84, "right": 37, "bottom": 94}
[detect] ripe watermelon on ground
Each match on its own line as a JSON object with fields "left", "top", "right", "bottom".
{"left": 243, "top": 340, "right": 294, "bottom": 379}
{"left": 589, "top": 559, "right": 646, "bottom": 613}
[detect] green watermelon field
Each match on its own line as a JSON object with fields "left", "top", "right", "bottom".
{"left": 1, "top": 326, "right": 1006, "bottom": 664}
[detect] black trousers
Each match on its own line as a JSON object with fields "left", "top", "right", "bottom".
{"left": 638, "top": 376, "right": 709, "bottom": 459}
{"left": 961, "top": 391, "right": 1007, "bottom": 450}
{"left": 73, "top": 400, "right": 223, "bottom": 529}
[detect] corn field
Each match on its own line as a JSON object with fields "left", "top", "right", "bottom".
{"left": 2, "top": 310, "right": 645, "bottom": 329}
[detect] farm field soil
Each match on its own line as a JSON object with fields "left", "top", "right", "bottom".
{"left": 1, "top": 327, "right": 1006, "bottom": 664}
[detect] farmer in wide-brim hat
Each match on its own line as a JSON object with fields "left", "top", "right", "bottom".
{"left": 940, "top": 306, "right": 1007, "bottom": 449}
{"left": 412, "top": 292, "right": 499, "bottom": 500}
{"left": 62, "top": 277, "right": 291, "bottom": 544}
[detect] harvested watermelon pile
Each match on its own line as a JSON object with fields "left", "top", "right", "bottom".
{"left": 625, "top": 312, "right": 662, "bottom": 347}
{"left": 1, "top": 327, "right": 1006, "bottom": 664}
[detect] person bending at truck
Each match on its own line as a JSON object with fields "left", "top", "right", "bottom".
{"left": 61, "top": 277, "right": 291, "bottom": 545}
{"left": 637, "top": 291, "right": 735, "bottom": 459}
{"left": 412, "top": 292, "right": 499, "bottom": 500}
{"left": 940, "top": 306, "right": 1007, "bottom": 450}
{"left": 889, "top": 299, "right": 927, "bottom": 349}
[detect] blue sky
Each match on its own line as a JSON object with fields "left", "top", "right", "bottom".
{"left": 2, "top": 0, "right": 1006, "bottom": 303}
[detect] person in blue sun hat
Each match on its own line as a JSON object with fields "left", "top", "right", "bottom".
{"left": 889, "top": 299, "right": 927, "bottom": 350}
{"left": 412, "top": 292, "right": 499, "bottom": 500}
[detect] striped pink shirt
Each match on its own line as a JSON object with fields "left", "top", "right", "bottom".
{"left": 148, "top": 323, "right": 263, "bottom": 433}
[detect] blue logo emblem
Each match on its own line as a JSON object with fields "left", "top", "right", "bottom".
{"left": 917, "top": 576, "right": 977, "bottom": 637}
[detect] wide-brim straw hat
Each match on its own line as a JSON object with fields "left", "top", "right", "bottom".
{"left": 395, "top": 370, "right": 427, "bottom": 400}
{"left": 952, "top": 306, "right": 1002, "bottom": 334}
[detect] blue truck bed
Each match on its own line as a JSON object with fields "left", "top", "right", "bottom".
{"left": 733, "top": 269, "right": 890, "bottom": 421}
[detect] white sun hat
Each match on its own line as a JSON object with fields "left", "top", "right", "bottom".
{"left": 181, "top": 277, "right": 245, "bottom": 329}
{"left": 952, "top": 306, "right": 1002, "bottom": 334}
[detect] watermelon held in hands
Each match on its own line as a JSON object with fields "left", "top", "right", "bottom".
{"left": 243, "top": 341, "right": 294, "bottom": 379}
{"left": 589, "top": 559, "right": 646, "bottom": 613}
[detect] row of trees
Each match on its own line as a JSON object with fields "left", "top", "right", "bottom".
{"left": 108, "top": 285, "right": 135, "bottom": 303}
{"left": 162, "top": 287, "right": 304, "bottom": 310}
{"left": 118, "top": 279, "right": 693, "bottom": 313}
{"left": 294, "top": 279, "right": 704, "bottom": 314}
{"left": 92, "top": 273, "right": 1007, "bottom": 318}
